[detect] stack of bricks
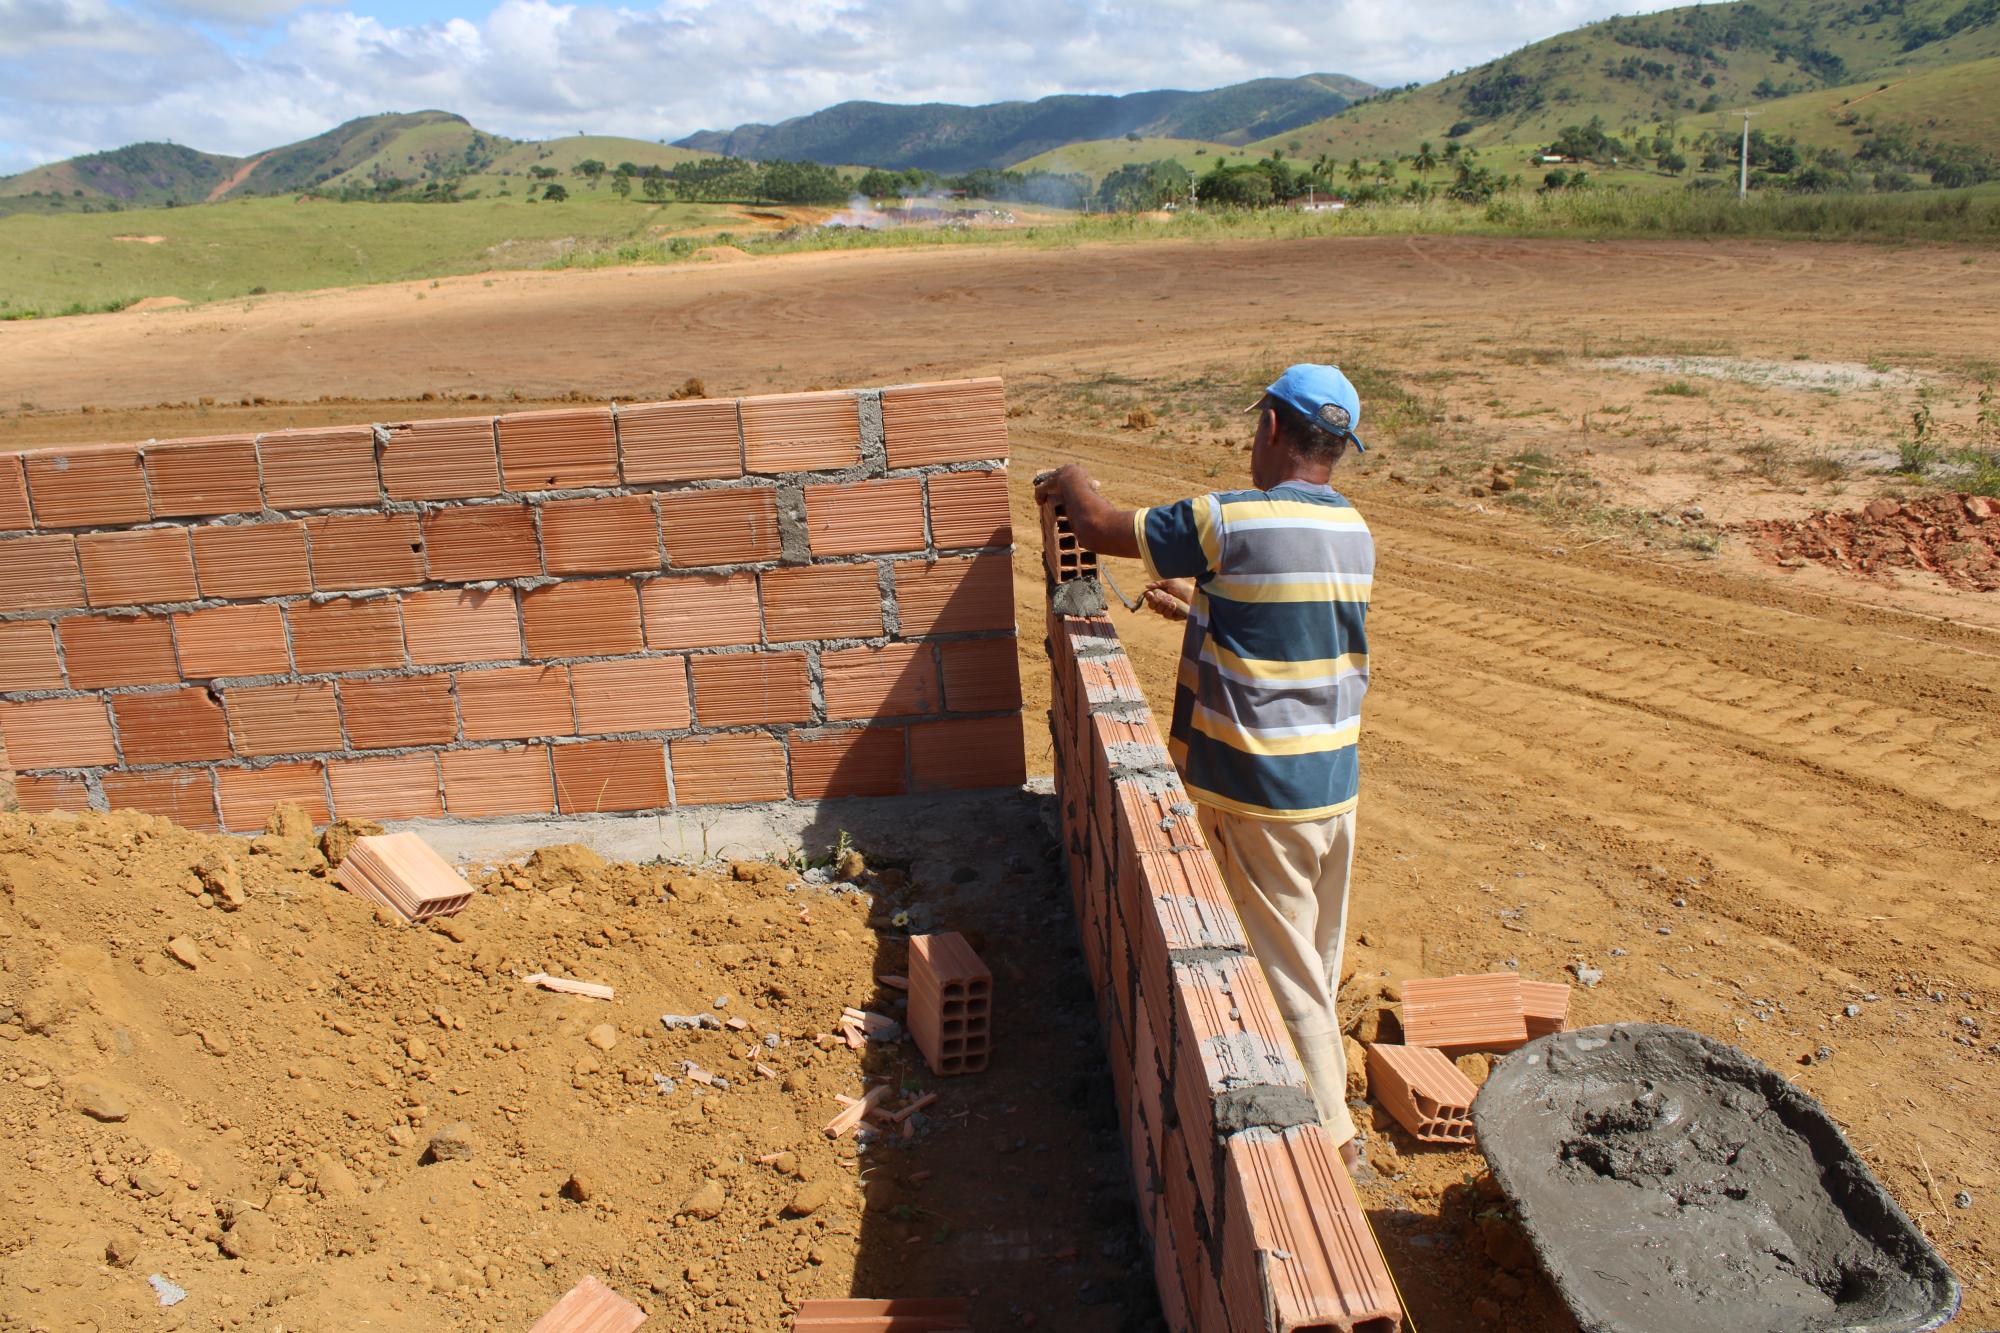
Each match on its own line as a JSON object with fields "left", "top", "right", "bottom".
{"left": 0, "top": 380, "right": 1027, "bottom": 832}
{"left": 1046, "top": 562, "right": 1402, "bottom": 1331}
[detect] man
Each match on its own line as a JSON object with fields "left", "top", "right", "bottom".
{"left": 1034, "top": 364, "right": 1374, "bottom": 1165}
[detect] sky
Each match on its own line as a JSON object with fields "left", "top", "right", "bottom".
{"left": 0, "top": 0, "right": 1690, "bottom": 175}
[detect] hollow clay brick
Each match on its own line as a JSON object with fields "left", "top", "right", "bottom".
{"left": 927, "top": 469, "right": 1012, "bottom": 550}
{"left": 23, "top": 444, "right": 149, "bottom": 527}
{"left": 551, "top": 739, "right": 669, "bottom": 814}
{"left": 215, "top": 761, "right": 328, "bottom": 831}
{"left": 257, "top": 425, "right": 380, "bottom": 509}
{"left": 78, "top": 527, "right": 198, "bottom": 607}
{"left": 143, "top": 434, "right": 262, "bottom": 517}
{"left": 457, "top": 664, "right": 576, "bottom": 741}
{"left": 113, "top": 689, "right": 232, "bottom": 766}
{"left": 59, "top": 614, "right": 179, "bottom": 688}
{"left": 893, "top": 553, "right": 1014, "bottom": 635}
{"left": 521, "top": 580, "right": 642, "bottom": 658}
{"left": 328, "top": 752, "right": 444, "bottom": 821}
{"left": 338, "top": 675, "right": 458, "bottom": 750}
{"left": 570, "top": 657, "right": 690, "bottom": 734}
{"left": 288, "top": 597, "right": 406, "bottom": 673}
{"left": 939, "top": 638, "right": 1022, "bottom": 713}
{"left": 881, "top": 378, "right": 1010, "bottom": 468}
{"left": 658, "top": 487, "right": 782, "bottom": 567}
{"left": 1040, "top": 499, "right": 1100, "bottom": 585}
{"left": 539, "top": 494, "right": 661, "bottom": 575}
{"left": 0, "top": 534, "right": 85, "bottom": 611}
{"left": 1171, "top": 951, "right": 1311, "bottom": 1214}
{"left": 803, "top": 477, "right": 926, "bottom": 556}
{"left": 820, "top": 643, "right": 938, "bottom": 720}
{"left": 790, "top": 1297, "right": 971, "bottom": 1330}
{"left": 402, "top": 587, "right": 522, "bottom": 665}
{"left": 190, "top": 520, "right": 312, "bottom": 599}
{"left": 668, "top": 731, "right": 786, "bottom": 805}
{"left": 1399, "top": 973, "right": 1530, "bottom": 1055}
{"left": 1521, "top": 978, "right": 1572, "bottom": 1039}
{"left": 422, "top": 504, "right": 541, "bottom": 582}
{"left": 691, "top": 651, "right": 812, "bottom": 728}
{"left": 527, "top": 1274, "right": 648, "bottom": 1333}
{"left": 378, "top": 416, "right": 501, "bottom": 501}
{"left": 909, "top": 716, "right": 1025, "bottom": 791}
{"left": 908, "top": 931, "right": 991, "bottom": 1076}
{"left": 761, "top": 563, "right": 884, "bottom": 642}
{"left": 15, "top": 772, "right": 92, "bottom": 813}
{"left": 336, "top": 830, "right": 471, "bottom": 921}
{"left": 0, "top": 454, "right": 31, "bottom": 531}
{"left": 640, "top": 571, "right": 761, "bottom": 650}
{"left": 306, "top": 511, "right": 424, "bottom": 592}
{"left": 226, "top": 681, "right": 342, "bottom": 757}
{"left": 0, "top": 696, "right": 117, "bottom": 769}
{"left": 495, "top": 406, "right": 619, "bottom": 491}
{"left": 740, "top": 390, "right": 862, "bottom": 473}
{"left": 1129, "top": 847, "right": 1249, "bottom": 1006}
{"left": 441, "top": 745, "right": 556, "bottom": 817}
{"left": 0, "top": 622, "right": 64, "bottom": 691}
{"left": 1112, "top": 779, "right": 1204, "bottom": 868}
{"left": 101, "top": 769, "right": 220, "bottom": 831}
{"left": 174, "top": 603, "right": 291, "bottom": 679}
{"left": 788, "top": 727, "right": 906, "bottom": 799}
{"left": 1366, "top": 1043, "right": 1478, "bottom": 1146}
{"left": 617, "top": 397, "right": 743, "bottom": 483}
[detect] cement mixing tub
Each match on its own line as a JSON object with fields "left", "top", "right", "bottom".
{"left": 1471, "top": 1024, "right": 1960, "bottom": 1333}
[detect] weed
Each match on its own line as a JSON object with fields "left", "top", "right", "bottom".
{"left": 1959, "top": 450, "right": 2000, "bottom": 497}
{"left": 1800, "top": 455, "right": 1849, "bottom": 482}
{"left": 1649, "top": 381, "right": 1700, "bottom": 397}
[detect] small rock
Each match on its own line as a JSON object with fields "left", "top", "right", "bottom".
{"left": 263, "top": 802, "right": 314, "bottom": 840}
{"left": 218, "top": 1211, "right": 275, "bottom": 1259}
{"left": 767, "top": 1151, "right": 799, "bottom": 1177}
{"left": 1954, "top": 1190, "right": 1972, "bottom": 1210}
{"left": 165, "top": 937, "right": 204, "bottom": 970}
{"left": 660, "top": 1013, "right": 721, "bottom": 1031}
{"left": 148, "top": 1274, "right": 187, "bottom": 1307}
{"left": 712, "top": 995, "right": 730, "bottom": 1010}
{"left": 1609, "top": 947, "right": 1627, "bottom": 958}
{"left": 197, "top": 1029, "right": 230, "bottom": 1057}
{"left": 561, "top": 1171, "right": 595, "bottom": 1203}
{"left": 784, "top": 1177, "right": 835, "bottom": 1217}
{"left": 1570, "top": 963, "right": 1603, "bottom": 988}
{"left": 1842, "top": 1004, "right": 1862, "bottom": 1018}
{"left": 423, "top": 1122, "right": 476, "bottom": 1163}
{"left": 105, "top": 1233, "right": 141, "bottom": 1268}
{"left": 196, "top": 857, "right": 246, "bottom": 911}
{"left": 74, "top": 1081, "right": 130, "bottom": 1123}
{"left": 1454, "top": 1053, "right": 1493, "bottom": 1086}
{"left": 835, "top": 849, "right": 866, "bottom": 882}
{"left": 1671, "top": 897, "right": 1686, "bottom": 909}
{"left": 319, "top": 817, "right": 385, "bottom": 867}
{"left": 585, "top": 1024, "right": 617, "bottom": 1051}
{"left": 1656, "top": 927, "right": 1672, "bottom": 936}
{"left": 680, "top": 1179, "right": 725, "bottom": 1218}
{"left": 1342, "top": 1037, "right": 1369, "bottom": 1101}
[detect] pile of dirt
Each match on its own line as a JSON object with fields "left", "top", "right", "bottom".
{"left": 1743, "top": 493, "right": 2000, "bottom": 590}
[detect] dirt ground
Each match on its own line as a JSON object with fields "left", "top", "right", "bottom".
{"left": 2, "top": 233, "right": 1997, "bottom": 1330}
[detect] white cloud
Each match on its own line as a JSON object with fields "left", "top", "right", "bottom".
{"left": 0, "top": 0, "right": 1689, "bottom": 174}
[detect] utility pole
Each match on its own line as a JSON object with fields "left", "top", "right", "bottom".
{"left": 1736, "top": 110, "right": 1755, "bottom": 201}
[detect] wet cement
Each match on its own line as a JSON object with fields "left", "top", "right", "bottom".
{"left": 1472, "top": 1024, "right": 1960, "bottom": 1333}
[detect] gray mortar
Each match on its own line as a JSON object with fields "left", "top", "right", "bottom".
{"left": 1473, "top": 1024, "right": 1960, "bottom": 1333}
{"left": 774, "top": 483, "right": 811, "bottom": 564}
{"left": 1210, "top": 1085, "right": 1320, "bottom": 1135}
{"left": 1104, "top": 740, "right": 1174, "bottom": 777}
{"left": 1049, "top": 578, "right": 1106, "bottom": 618}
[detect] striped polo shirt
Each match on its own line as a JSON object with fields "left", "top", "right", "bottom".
{"left": 1133, "top": 481, "right": 1372, "bottom": 822}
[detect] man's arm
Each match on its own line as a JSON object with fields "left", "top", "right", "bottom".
{"left": 1033, "top": 464, "right": 1140, "bottom": 560}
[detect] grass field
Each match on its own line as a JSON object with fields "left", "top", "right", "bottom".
{"left": 1008, "top": 137, "right": 1246, "bottom": 178}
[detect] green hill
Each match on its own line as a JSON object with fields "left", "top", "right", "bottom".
{"left": 1010, "top": 137, "right": 1245, "bottom": 178}
{"left": 0, "top": 142, "right": 240, "bottom": 207}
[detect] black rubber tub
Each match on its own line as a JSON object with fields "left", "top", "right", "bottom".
{"left": 1471, "top": 1023, "right": 1960, "bottom": 1333}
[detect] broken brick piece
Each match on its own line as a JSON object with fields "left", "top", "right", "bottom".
{"left": 908, "top": 932, "right": 991, "bottom": 1076}
{"left": 1521, "top": 979, "right": 1572, "bottom": 1039}
{"left": 1366, "top": 1043, "right": 1478, "bottom": 1146}
{"left": 791, "top": 1297, "right": 972, "bottom": 1331}
{"left": 527, "top": 1274, "right": 647, "bottom": 1333}
{"left": 335, "top": 830, "right": 474, "bottom": 923}
{"left": 1399, "top": 973, "right": 1529, "bottom": 1055}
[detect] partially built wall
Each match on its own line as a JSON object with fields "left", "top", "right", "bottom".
{"left": 0, "top": 380, "right": 1024, "bottom": 830}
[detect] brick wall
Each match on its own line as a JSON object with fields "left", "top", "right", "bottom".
{"left": 0, "top": 379, "right": 1025, "bottom": 832}
{"left": 1046, "top": 594, "right": 1402, "bottom": 1332}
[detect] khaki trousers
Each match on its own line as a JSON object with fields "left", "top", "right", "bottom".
{"left": 1198, "top": 804, "right": 1359, "bottom": 1148}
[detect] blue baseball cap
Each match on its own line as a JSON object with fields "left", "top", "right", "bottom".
{"left": 1246, "top": 363, "right": 1367, "bottom": 452}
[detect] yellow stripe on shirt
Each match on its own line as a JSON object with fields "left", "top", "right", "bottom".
{"left": 1189, "top": 707, "right": 1361, "bottom": 756}
{"left": 1199, "top": 640, "right": 1367, "bottom": 684}
{"left": 1204, "top": 574, "right": 1373, "bottom": 604}
{"left": 1184, "top": 782, "right": 1360, "bottom": 822}
{"left": 1132, "top": 507, "right": 1160, "bottom": 581}
{"left": 1215, "top": 499, "right": 1368, "bottom": 526}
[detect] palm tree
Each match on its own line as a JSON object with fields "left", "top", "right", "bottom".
{"left": 1345, "top": 158, "right": 1367, "bottom": 186}
{"left": 1413, "top": 141, "right": 1439, "bottom": 180}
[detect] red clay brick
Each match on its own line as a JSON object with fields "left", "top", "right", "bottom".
{"left": 442, "top": 745, "right": 555, "bottom": 817}
{"left": 658, "top": 487, "right": 782, "bottom": 567}
{"left": 307, "top": 512, "right": 424, "bottom": 591}
{"left": 0, "top": 622, "right": 64, "bottom": 691}
{"left": 669, "top": 731, "right": 786, "bottom": 805}
{"left": 820, "top": 643, "right": 939, "bottom": 719}
{"left": 190, "top": 520, "right": 312, "bottom": 599}
{"left": 76, "top": 527, "right": 198, "bottom": 607}
{"left": 0, "top": 454, "right": 31, "bottom": 531}
{"left": 640, "top": 572, "right": 761, "bottom": 650}
{"left": 940, "top": 638, "right": 1022, "bottom": 712}
{"left": 893, "top": 553, "right": 1014, "bottom": 635}
{"left": 908, "top": 931, "right": 992, "bottom": 1075}
{"left": 616, "top": 398, "right": 742, "bottom": 483}
{"left": 910, "top": 716, "right": 1025, "bottom": 791}
{"left": 0, "top": 534, "right": 84, "bottom": 611}
{"left": 288, "top": 597, "right": 406, "bottom": 673}
{"left": 113, "top": 689, "right": 233, "bottom": 766}
{"left": 379, "top": 416, "right": 501, "bottom": 500}
{"left": 803, "top": 478, "right": 926, "bottom": 556}
{"left": 58, "top": 614, "right": 178, "bottom": 688}
{"left": 457, "top": 664, "right": 575, "bottom": 740}
{"left": 225, "top": 681, "right": 342, "bottom": 756}
{"left": 571, "top": 657, "right": 690, "bottom": 733}
{"left": 520, "top": 581, "right": 642, "bottom": 658}
{"left": 23, "top": 444, "right": 149, "bottom": 527}
{"left": 15, "top": 772, "right": 92, "bottom": 813}
{"left": 1399, "top": 973, "right": 1530, "bottom": 1055}
{"left": 327, "top": 752, "right": 443, "bottom": 821}
{"left": 881, "top": 378, "right": 1010, "bottom": 467}
{"left": 258, "top": 425, "right": 379, "bottom": 509}
{"left": 927, "top": 469, "right": 1012, "bottom": 549}
{"left": 495, "top": 407, "right": 619, "bottom": 491}
{"left": 740, "top": 391, "right": 862, "bottom": 472}
{"left": 174, "top": 603, "right": 290, "bottom": 679}
{"left": 143, "top": 434, "right": 262, "bottom": 517}
{"left": 551, "top": 739, "right": 668, "bottom": 813}
{"left": 421, "top": 504, "right": 541, "bottom": 582}
{"left": 0, "top": 696, "right": 117, "bottom": 768}
{"left": 401, "top": 587, "right": 521, "bottom": 665}
{"left": 539, "top": 494, "right": 660, "bottom": 575}
{"left": 761, "top": 563, "right": 883, "bottom": 641}
{"left": 788, "top": 727, "right": 906, "bottom": 799}
{"left": 215, "top": 761, "right": 328, "bottom": 831}
{"left": 338, "top": 675, "right": 458, "bottom": 750}
{"left": 102, "top": 769, "right": 220, "bottom": 831}
{"left": 691, "top": 651, "right": 812, "bottom": 727}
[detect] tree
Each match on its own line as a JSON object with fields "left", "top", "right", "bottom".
{"left": 573, "top": 159, "right": 606, "bottom": 187}
{"left": 1345, "top": 158, "right": 1367, "bottom": 187}
{"left": 529, "top": 165, "right": 558, "bottom": 180}
{"left": 542, "top": 182, "right": 568, "bottom": 202}
{"left": 1412, "top": 141, "right": 1438, "bottom": 179}
{"left": 641, "top": 171, "right": 669, "bottom": 202}
{"left": 1658, "top": 150, "right": 1687, "bottom": 175}
{"left": 611, "top": 174, "right": 631, "bottom": 199}
{"left": 757, "top": 159, "right": 849, "bottom": 204}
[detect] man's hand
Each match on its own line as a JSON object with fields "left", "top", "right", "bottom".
{"left": 1033, "top": 463, "right": 1090, "bottom": 507}
{"left": 1033, "top": 462, "right": 1140, "bottom": 560}
{"left": 1143, "top": 578, "right": 1194, "bottom": 621}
